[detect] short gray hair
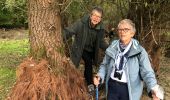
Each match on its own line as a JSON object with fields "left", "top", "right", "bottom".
{"left": 91, "top": 6, "right": 103, "bottom": 16}
{"left": 118, "top": 19, "right": 136, "bottom": 33}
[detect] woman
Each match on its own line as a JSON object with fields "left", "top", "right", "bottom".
{"left": 93, "top": 19, "right": 163, "bottom": 100}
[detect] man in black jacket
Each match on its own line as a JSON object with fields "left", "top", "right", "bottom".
{"left": 63, "top": 7, "right": 108, "bottom": 92}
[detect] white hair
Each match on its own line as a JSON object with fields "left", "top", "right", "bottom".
{"left": 118, "top": 19, "right": 136, "bottom": 33}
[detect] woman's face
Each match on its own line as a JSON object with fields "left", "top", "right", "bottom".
{"left": 117, "top": 23, "right": 135, "bottom": 45}
{"left": 90, "top": 10, "right": 102, "bottom": 25}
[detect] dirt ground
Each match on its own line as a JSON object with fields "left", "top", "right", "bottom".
{"left": 0, "top": 29, "right": 170, "bottom": 100}
{"left": 0, "top": 28, "right": 28, "bottom": 39}
{"left": 158, "top": 57, "right": 170, "bottom": 100}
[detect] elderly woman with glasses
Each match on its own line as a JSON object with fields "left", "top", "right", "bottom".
{"left": 94, "top": 19, "right": 164, "bottom": 100}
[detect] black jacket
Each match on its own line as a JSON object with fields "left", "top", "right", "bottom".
{"left": 63, "top": 15, "right": 108, "bottom": 67}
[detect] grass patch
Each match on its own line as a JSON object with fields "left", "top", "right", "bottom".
{"left": 0, "top": 39, "right": 29, "bottom": 67}
{"left": 0, "top": 67, "right": 16, "bottom": 100}
{"left": 0, "top": 39, "right": 29, "bottom": 99}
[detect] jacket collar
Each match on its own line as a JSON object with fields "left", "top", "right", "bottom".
{"left": 128, "top": 39, "right": 142, "bottom": 57}
{"left": 106, "top": 38, "right": 142, "bottom": 59}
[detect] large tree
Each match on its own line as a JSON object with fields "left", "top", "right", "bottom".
{"left": 7, "top": 0, "right": 88, "bottom": 99}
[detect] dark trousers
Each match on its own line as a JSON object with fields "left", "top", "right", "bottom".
{"left": 82, "top": 50, "right": 94, "bottom": 85}
{"left": 107, "top": 78, "right": 129, "bottom": 100}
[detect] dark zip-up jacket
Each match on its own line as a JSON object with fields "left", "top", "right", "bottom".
{"left": 63, "top": 15, "right": 108, "bottom": 67}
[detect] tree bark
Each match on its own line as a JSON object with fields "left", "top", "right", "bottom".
{"left": 29, "top": 0, "right": 62, "bottom": 63}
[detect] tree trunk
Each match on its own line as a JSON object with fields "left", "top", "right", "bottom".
{"left": 7, "top": 0, "right": 88, "bottom": 99}
{"left": 28, "top": 0, "right": 64, "bottom": 68}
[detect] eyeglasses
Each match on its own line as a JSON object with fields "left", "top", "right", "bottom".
{"left": 117, "top": 28, "right": 131, "bottom": 33}
{"left": 91, "top": 13, "right": 102, "bottom": 19}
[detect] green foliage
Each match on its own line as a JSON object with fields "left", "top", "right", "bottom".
{"left": 0, "top": 11, "right": 14, "bottom": 26}
{"left": 64, "top": 0, "right": 87, "bottom": 24}
{"left": 5, "top": 0, "right": 26, "bottom": 11}
{"left": 0, "top": 0, "right": 27, "bottom": 28}
{"left": 5, "top": 0, "right": 15, "bottom": 11}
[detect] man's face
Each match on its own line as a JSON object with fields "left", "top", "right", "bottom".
{"left": 117, "top": 23, "right": 135, "bottom": 45}
{"left": 90, "top": 10, "right": 102, "bottom": 25}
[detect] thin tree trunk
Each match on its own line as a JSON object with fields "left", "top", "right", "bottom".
{"left": 127, "top": 0, "right": 162, "bottom": 75}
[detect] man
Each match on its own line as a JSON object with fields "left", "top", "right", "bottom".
{"left": 63, "top": 7, "right": 108, "bottom": 92}
{"left": 94, "top": 19, "right": 164, "bottom": 100}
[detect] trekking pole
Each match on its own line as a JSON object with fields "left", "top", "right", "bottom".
{"left": 96, "top": 85, "right": 99, "bottom": 100}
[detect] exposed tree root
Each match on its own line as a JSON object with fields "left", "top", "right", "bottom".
{"left": 7, "top": 58, "right": 89, "bottom": 100}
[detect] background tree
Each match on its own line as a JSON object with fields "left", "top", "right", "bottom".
{"left": 127, "top": 0, "right": 170, "bottom": 75}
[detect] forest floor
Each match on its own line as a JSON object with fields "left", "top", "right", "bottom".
{"left": 0, "top": 29, "right": 170, "bottom": 100}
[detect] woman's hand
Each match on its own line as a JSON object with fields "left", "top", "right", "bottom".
{"left": 93, "top": 75, "right": 101, "bottom": 87}
{"left": 151, "top": 85, "right": 164, "bottom": 100}
{"left": 152, "top": 91, "right": 160, "bottom": 100}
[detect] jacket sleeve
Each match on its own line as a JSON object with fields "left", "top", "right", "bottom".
{"left": 63, "top": 20, "right": 81, "bottom": 40}
{"left": 97, "top": 53, "right": 111, "bottom": 83}
{"left": 138, "top": 47, "right": 157, "bottom": 93}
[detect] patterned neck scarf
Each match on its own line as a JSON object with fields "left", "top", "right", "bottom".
{"left": 115, "top": 40, "right": 132, "bottom": 70}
